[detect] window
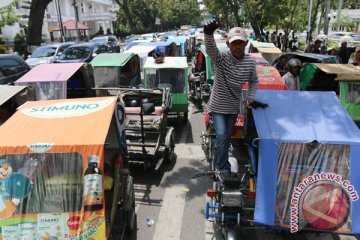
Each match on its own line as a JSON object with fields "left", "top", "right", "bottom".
{"left": 0, "top": 152, "right": 83, "bottom": 213}
{"left": 31, "top": 47, "right": 57, "bottom": 58}
{"left": 147, "top": 68, "right": 185, "bottom": 93}
{"left": 0, "top": 59, "right": 27, "bottom": 76}
{"left": 346, "top": 82, "right": 360, "bottom": 105}
{"left": 60, "top": 47, "right": 91, "bottom": 60}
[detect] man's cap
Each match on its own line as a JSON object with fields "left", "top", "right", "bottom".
{"left": 227, "top": 27, "right": 247, "bottom": 43}
{"left": 315, "top": 39, "right": 322, "bottom": 44}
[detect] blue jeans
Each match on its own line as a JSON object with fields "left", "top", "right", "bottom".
{"left": 211, "top": 113, "right": 237, "bottom": 171}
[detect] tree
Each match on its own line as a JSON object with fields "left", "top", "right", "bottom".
{"left": 114, "top": 0, "right": 201, "bottom": 34}
{"left": 0, "top": 0, "right": 20, "bottom": 28}
{"left": 13, "top": 33, "right": 27, "bottom": 56}
{"left": 26, "top": 0, "right": 52, "bottom": 48}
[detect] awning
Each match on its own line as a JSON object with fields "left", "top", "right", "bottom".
{"left": 91, "top": 53, "right": 136, "bottom": 67}
{"left": 15, "top": 63, "right": 84, "bottom": 83}
{"left": 0, "top": 85, "right": 27, "bottom": 106}
{"left": 52, "top": 19, "right": 89, "bottom": 31}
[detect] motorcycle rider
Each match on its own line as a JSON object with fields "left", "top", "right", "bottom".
{"left": 203, "top": 19, "right": 267, "bottom": 177}
{"left": 282, "top": 58, "right": 301, "bottom": 90}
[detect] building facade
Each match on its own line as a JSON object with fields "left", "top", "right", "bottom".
{"left": 0, "top": 0, "right": 118, "bottom": 42}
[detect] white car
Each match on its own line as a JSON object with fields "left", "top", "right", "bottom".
{"left": 26, "top": 42, "right": 74, "bottom": 68}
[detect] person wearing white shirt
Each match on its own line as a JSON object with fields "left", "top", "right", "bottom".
{"left": 282, "top": 58, "right": 301, "bottom": 90}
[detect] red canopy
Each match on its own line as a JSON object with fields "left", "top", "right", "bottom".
{"left": 52, "top": 19, "right": 89, "bottom": 31}
{"left": 243, "top": 65, "right": 287, "bottom": 90}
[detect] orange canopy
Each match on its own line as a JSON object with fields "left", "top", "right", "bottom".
{"left": 0, "top": 97, "right": 117, "bottom": 153}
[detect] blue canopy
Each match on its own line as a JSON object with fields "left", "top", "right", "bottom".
{"left": 253, "top": 90, "right": 360, "bottom": 233}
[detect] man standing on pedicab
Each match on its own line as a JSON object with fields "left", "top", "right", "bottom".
{"left": 203, "top": 19, "right": 268, "bottom": 177}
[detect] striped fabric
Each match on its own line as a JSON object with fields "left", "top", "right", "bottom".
{"left": 205, "top": 34, "right": 258, "bottom": 114}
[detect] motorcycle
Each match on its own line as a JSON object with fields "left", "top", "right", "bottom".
{"left": 197, "top": 109, "right": 258, "bottom": 240}
{"left": 188, "top": 71, "right": 212, "bottom": 110}
{"left": 193, "top": 145, "right": 257, "bottom": 240}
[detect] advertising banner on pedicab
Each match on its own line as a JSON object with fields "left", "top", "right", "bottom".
{"left": 252, "top": 90, "right": 360, "bottom": 234}
{"left": 0, "top": 96, "right": 117, "bottom": 240}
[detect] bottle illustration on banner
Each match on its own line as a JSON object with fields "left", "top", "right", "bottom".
{"left": 83, "top": 155, "right": 103, "bottom": 221}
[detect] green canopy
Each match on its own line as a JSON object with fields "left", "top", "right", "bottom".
{"left": 91, "top": 53, "right": 136, "bottom": 67}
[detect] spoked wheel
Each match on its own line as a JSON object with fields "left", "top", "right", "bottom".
{"left": 164, "top": 129, "right": 175, "bottom": 163}
{"left": 125, "top": 190, "right": 136, "bottom": 233}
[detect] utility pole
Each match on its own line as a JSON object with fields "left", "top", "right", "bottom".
{"left": 307, "top": 0, "right": 313, "bottom": 43}
{"left": 73, "top": 0, "right": 80, "bottom": 43}
{"left": 336, "top": 0, "right": 343, "bottom": 31}
{"left": 55, "top": 0, "right": 65, "bottom": 42}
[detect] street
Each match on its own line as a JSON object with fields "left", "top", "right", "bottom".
{"left": 127, "top": 101, "right": 360, "bottom": 240}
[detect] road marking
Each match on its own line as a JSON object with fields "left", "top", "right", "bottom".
{"left": 153, "top": 186, "right": 186, "bottom": 239}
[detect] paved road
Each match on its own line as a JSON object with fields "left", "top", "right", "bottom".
{"left": 128, "top": 101, "right": 360, "bottom": 240}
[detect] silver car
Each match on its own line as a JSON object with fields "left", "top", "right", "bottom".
{"left": 26, "top": 42, "right": 74, "bottom": 68}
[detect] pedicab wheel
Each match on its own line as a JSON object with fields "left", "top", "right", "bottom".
{"left": 223, "top": 227, "right": 241, "bottom": 240}
{"left": 183, "top": 112, "right": 188, "bottom": 124}
{"left": 164, "top": 129, "right": 175, "bottom": 163}
{"left": 125, "top": 190, "right": 136, "bottom": 233}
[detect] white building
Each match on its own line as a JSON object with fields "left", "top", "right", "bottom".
{"left": 0, "top": 0, "right": 119, "bottom": 42}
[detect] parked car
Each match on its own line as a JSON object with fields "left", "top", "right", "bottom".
{"left": 0, "top": 54, "right": 30, "bottom": 85}
{"left": 26, "top": 42, "right": 74, "bottom": 68}
{"left": 54, "top": 42, "right": 111, "bottom": 63}
{"left": 91, "top": 35, "right": 120, "bottom": 52}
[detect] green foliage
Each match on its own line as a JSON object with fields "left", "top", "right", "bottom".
{"left": 106, "top": 28, "right": 112, "bottom": 35}
{"left": 13, "top": 34, "right": 27, "bottom": 56}
{"left": 0, "top": 37, "right": 5, "bottom": 45}
{"left": 328, "top": 40, "right": 339, "bottom": 49}
{"left": 115, "top": 0, "right": 202, "bottom": 34}
{"left": 0, "top": 0, "right": 20, "bottom": 28}
{"left": 0, "top": 46, "right": 6, "bottom": 54}
{"left": 97, "top": 26, "right": 104, "bottom": 35}
{"left": 116, "top": 24, "right": 131, "bottom": 38}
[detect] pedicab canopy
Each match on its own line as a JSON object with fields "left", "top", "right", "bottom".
{"left": 193, "top": 43, "right": 229, "bottom": 83}
{"left": 91, "top": 53, "right": 141, "bottom": 89}
{"left": 0, "top": 96, "right": 124, "bottom": 239}
{"left": 252, "top": 90, "right": 360, "bottom": 234}
{"left": 15, "top": 63, "right": 92, "bottom": 100}
{"left": 124, "top": 45, "right": 156, "bottom": 70}
{"left": 249, "top": 53, "right": 269, "bottom": 66}
{"left": 143, "top": 56, "right": 188, "bottom": 113}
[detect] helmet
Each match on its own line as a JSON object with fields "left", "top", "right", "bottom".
{"left": 288, "top": 58, "right": 301, "bottom": 67}
{"left": 153, "top": 52, "right": 165, "bottom": 64}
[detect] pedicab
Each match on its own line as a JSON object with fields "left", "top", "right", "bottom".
{"left": 123, "top": 46, "right": 156, "bottom": 79}
{"left": 249, "top": 53, "right": 269, "bottom": 66}
{"left": 192, "top": 43, "right": 229, "bottom": 85}
{"left": 0, "top": 96, "right": 136, "bottom": 239}
{"left": 251, "top": 90, "right": 360, "bottom": 235}
{"left": 15, "top": 63, "right": 94, "bottom": 100}
{"left": 91, "top": 53, "right": 141, "bottom": 89}
{"left": 299, "top": 63, "right": 360, "bottom": 125}
{"left": 0, "top": 85, "right": 36, "bottom": 125}
{"left": 143, "top": 56, "right": 189, "bottom": 123}
{"left": 248, "top": 41, "right": 283, "bottom": 65}
{"left": 197, "top": 90, "right": 360, "bottom": 239}
{"left": 201, "top": 65, "right": 286, "bottom": 164}
{"left": 118, "top": 88, "right": 174, "bottom": 170}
